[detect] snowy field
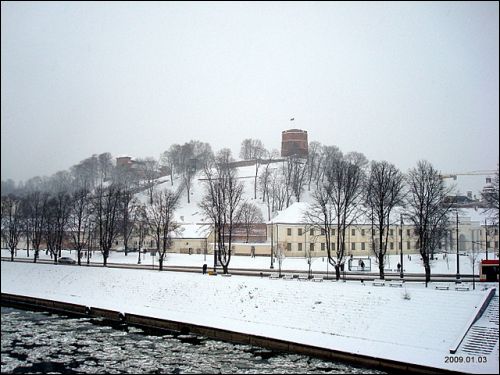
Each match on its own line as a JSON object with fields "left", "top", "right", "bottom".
{"left": 1, "top": 261, "right": 498, "bottom": 374}
{"left": 2, "top": 248, "right": 497, "bottom": 276}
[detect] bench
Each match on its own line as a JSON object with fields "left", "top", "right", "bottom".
{"left": 435, "top": 285, "right": 450, "bottom": 290}
{"left": 283, "top": 274, "right": 294, "bottom": 280}
{"left": 372, "top": 281, "right": 385, "bottom": 287}
{"left": 220, "top": 273, "right": 232, "bottom": 277}
{"left": 389, "top": 281, "right": 403, "bottom": 288}
{"left": 455, "top": 286, "right": 470, "bottom": 291}
{"left": 269, "top": 273, "right": 279, "bottom": 280}
{"left": 312, "top": 276, "right": 324, "bottom": 282}
{"left": 297, "top": 275, "right": 309, "bottom": 281}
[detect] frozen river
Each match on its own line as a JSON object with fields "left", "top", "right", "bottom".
{"left": 1, "top": 306, "right": 385, "bottom": 374}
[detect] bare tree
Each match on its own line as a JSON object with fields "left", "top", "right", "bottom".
{"left": 310, "top": 156, "right": 365, "bottom": 280}
{"left": 406, "top": 160, "right": 454, "bottom": 286}
{"left": 481, "top": 168, "right": 499, "bottom": 223}
{"left": 134, "top": 204, "right": 148, "bottom": 264}
{"left": 286, "top": 155, "right": 308, "bottom": 204}
{"left": 1, "top": 179, "right": 18, "bottom": 196}
{"left": 1, "top": 194, "right": 23, "bottom": 262}
{"left": 97, "top": 152, "right": 114, "bottom": 183}
{"left": 316, "top": 145, "right": 343, "bottom": 188}
{"left": 365, "top": 161, "right": 405, "bottom": 279}
{"left": 190, "top": 140, "right": 214, "bottom": 170}
{"left": 240, "top": 138, "right": 266, "bottom": 199}
{"left": 258, "top": 149, "right": 279, "bottom": 202}
{"left": 137, "top": 157, "right": 159, "bottom": 205}
{"left": 239, "top": 138, "right": 265, "bottom": 160}
{"left": 305, "top": 186, "right": 335, "bottom": 276}
{"left": 147, "top": 188, "right": 181, "bottom": 271}
{"left": 71, "top": 155, "right": 99, "bottom": 189}
{"left": 345, "top": 151, "right": 369, "bottom": 170}
{"left": 306, "top": 141, "right": 322, "bottom": 191}
{"left": 269, "top": 168, "right": 287, "bottom": 213}
{"left": 22, "top": 189, "right": 49, "bottom": 263}
{"left": 275, "top": 243, "right": 285, "bottom": 278}
{"left": 236, "top": 202, "right": 264, "bottom": 243}
{"left": 69, "top": 186, "right": 91, "bottom": 265}
{"left": 160, "top": 144, "right": 182, "bottom": 186}
{"left": 45, "top": 191, "right": 72, "bottom": 264}
{"left": 94, "top": 184, "right": 122, "bottom": 266}
{"left": 199, "top": 149, "right": 244, "bottom": 274}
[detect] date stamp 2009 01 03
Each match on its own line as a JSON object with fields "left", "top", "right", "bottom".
{"left": 444, "top": 355, "right": 488, "bottom": 364}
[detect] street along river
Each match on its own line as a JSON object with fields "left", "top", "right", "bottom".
{"left": 1, "top": 306, "right": 386, "bottom": 374}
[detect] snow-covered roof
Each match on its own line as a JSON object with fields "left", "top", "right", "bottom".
{"left": 173, "top": 223, "right": 211, "bottom": 239}
{"left": 268, "top": 202, "right": 311, "bottom": 224}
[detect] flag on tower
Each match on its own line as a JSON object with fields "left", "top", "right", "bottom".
{"left": 290, "top": 118, "right": 295, "bottom": 121}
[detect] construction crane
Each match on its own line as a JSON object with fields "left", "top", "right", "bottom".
{"left": 439, "top": 170, "right": 497, "bottom": 180}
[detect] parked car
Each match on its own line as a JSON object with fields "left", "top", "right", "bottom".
{"left": 58, "top": 256, "right": 76, "bottom": 265}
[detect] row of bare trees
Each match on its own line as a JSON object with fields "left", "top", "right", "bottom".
{"left": 1, "top": 186, "right": 182, "bottom": 271}
{"left": 306, "top": 157, "right": 456, "bottom": 285}
{"left": 2, "top": 147, "right": 266, "bottom": 273}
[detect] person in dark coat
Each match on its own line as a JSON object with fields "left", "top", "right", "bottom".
{"left": 202, "top": 263, "right": 207, "bottom": 274}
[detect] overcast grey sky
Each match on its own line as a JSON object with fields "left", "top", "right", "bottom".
{"left": 2, "top": 1, "right": 499, "bottom": 186}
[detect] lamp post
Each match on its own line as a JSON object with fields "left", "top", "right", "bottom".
{"left": 456, "top": 211, "right": 460, "bottom": 281}
{"left": 485, "top": 219, "right": 489, "bottom": 260}
{"left": 213, "top": 224, "right": 217, "bottom": 273}
{"left": 400, "top": 214, "right": 404, "bottom": 279}
{"left": 270, "top": 224, "right": 274, "bottom": 269}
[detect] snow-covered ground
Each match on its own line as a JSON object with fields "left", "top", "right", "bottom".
{"left": 2, "top": 248, "right": 496, "bottom": 276}
{"left": 1, "top": 261, "right": 498, "bottom": 374}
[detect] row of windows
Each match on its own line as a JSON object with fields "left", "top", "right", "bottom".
{"left": 286, "top": 228, "right": 417, "bottom": 237}
{"left": 285, "top": 242, "right": 414, "bottom": 251}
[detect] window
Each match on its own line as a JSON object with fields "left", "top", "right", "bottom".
{"left": 361, "top": 242, "right": 365, "bottom": 250}
{"left": 298, "top": 228, "right": 303, "bottom": 236}
{"left": 287, "top": 243, "right": 292, "bottom": 251}
{"left": 407, "top": 229, "right": 411, "bottom": 236}
{"left": 361, "top": 229, "right": 365, "bottom": 236}
{"left": 390, "top": 242, "right": 394, "bottom": 250}
{"left": 287, "top": 228, "right": 292, "bottom": 236}
{"left": 407, "top": 241, "right": 411, "bottom": 250}
{"left": 390, "top": 229, "right": 394, "bottom": 236}
{"left": 399, "top": 229, "right": 402, "bottom": 236}
{"left": 399, "top": 243, "right": 402, "bottom": 250}
{"left": 310, "top": 229, "right": 314, "bottom": 236}
{"left": 321, "top": 228, "right": 325, "bottom": 235}
{"left": 310, "top": 243, "right": 315, "bottom": 252}
{"left": 331, "top": 228, "right": 335, "bottom": 236}
{"left": 321, "top": 243, "right": 325, "bottom": 251}
{"left": 331, "top": 242, "right": 335, "bottom": 251}
{"left": 351, "top": 242, "right": 356, "bottom": 250}
{"left": 351, "top": 229, "right": 356, "bottom": 236}
{"left": 486, "top": 241, "right": 490, "bottom": 249}
{"left": 115, "top": 241, "right": 119, "bottom": 245}
{"left": 298, "top": 243, "right": 302, "bottom": 251}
